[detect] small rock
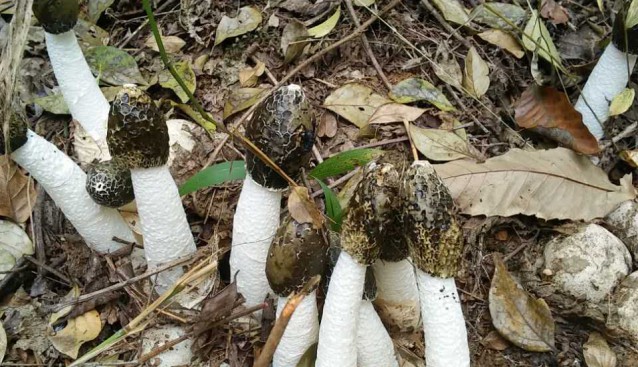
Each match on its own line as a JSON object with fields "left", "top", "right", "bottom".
{"left": 605, "top": 200, "right": 638, "bottom": 266}
{"left": 608, "top": 271, "right": 638, "bottom": 342}
{"left": 543, "top": 223, "right": 631, "bottom": 304}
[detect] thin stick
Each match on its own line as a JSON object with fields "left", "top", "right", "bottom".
{"left": 403, "top": 120, "right": 419, "bottom": 161}
{"left": 253, "top": 276, "right": 321, "bottom": 367}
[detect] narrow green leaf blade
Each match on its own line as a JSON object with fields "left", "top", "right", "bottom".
{"left": 179, "top": 161, "right": 246, "bottom": 196}
{"left": 309, "top": 148, "right": 383, "bottom": 180}
{"left": 316, "top": 179, "right": 342, "bottom": 232}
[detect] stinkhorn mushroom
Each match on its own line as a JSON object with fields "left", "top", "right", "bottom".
{"left": 7, "top": 111, "right": 133, "bottom": 254}
{"left": 265, "top": 216, "right": 326, "bottom": 367}
{"left": 230, "top": 84, "right": 314, "bottom": 307}
{"left": 85, "top": 158, "right": 134, "bottom": 208}
{"left": 107, "top": 85, "right": 196, "bottom": 292}
{"left": 574, "top": 6, "right": 638, "bottom": 140}
{"left": 402, "top": 161, "right": 470, "bottom": 367}
{"left": 32, "top": 0, "right": 111, "bottom": 144}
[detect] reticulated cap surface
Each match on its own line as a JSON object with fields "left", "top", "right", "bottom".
{"left": 32, "top": 0, "right": 79, "bottom": 34}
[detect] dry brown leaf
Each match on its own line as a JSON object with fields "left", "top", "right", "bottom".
{"left": 144, "top": 35, "right": 186, "bottom": 53}
{"left": 463, "top": 47, "right": 490, "bottom": 98}
{"left": 0, "top": 156, "right": 36, "bottom": 223}
{"left": 540, "top": 0, "right": 569, "bottom": 25}
{"left": 434, "top": 148, "right": 636, "bottom": 220}
{"left": 481, "top": 330, "right": 510, "bottom": 351}
{"left": 489, "top": 254, "right": 555, "bottom": 352}
{"left": 409, "top": 123, "right": 472, "bottom": 161}
{"left": 433, "top": 46, "right": 463, "bottom": 90}
{"left": 281, "top": 20, "right": 309, "bottom": 64}
{"left": 317, "top": 112, "right": 338, "bottom": 138}
{"left": 583, "top": 332, "right": 617, "bottom": 367}
{"left": 48, "top": 310, "right": 102, "bottom": 359}
{"left": 478, "top": 29, "right": 525, "bottom": 58}
{"left": 323, "top": 84, "right": 391, "bottom": 128}
{"left": 288, "top": 186, "right": 325, "bottom": 229}
{"left": 515, "top": 85, "right": 600, "bottom": 154}
{"left": 368, "top": 103, "right": 426, "bottom": 124}
{"left": 239, "top": 60, "right": 265, "bottom": 87}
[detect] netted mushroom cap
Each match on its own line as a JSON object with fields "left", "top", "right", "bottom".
{"left": 612, "top": 5, "right": 638, "bottom": 55}
{"left": 86, "top": 158, "right": 134, "bottom": 208}
{"left": 402, "top": 161, "right": 463, "bottom": 278}
{"left": 266, "top": 216, "right": 327, "bottom": 296}
{"left": 32, "top": 0, "right": 79, "bottom": 34}
{"left": 245, "top": 84, "right": 314, "bottom": 190}
{"left": 108, "top": 86, "right": 169, "bottom": 169}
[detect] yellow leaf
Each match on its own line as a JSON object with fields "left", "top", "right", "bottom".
{"left": 609, "top": 88, "right": 635, "bottom": 116}
{"left": 308, "top": 6, "right": 340, "bottom": 38}
{"left": 239, "top": 60, "right": 265, "bottom": 87}
{"left": 463, "top": 46, "right": 490, "bottom": 98}
{"left": 48, "top": 310, "right": 102, "bottom": 359}
{"left": 478, "top": 29, "right": 524, "bottom": 58}
{"left": 627, "top": 0, "right": 638, "bottom": 29}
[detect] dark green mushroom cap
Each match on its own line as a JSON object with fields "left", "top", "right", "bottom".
{"left": 612, "top": 5, "right": 638, "bottom": 55}
{"left": 402, "top": 162, "right": 463, "bottom": 279}
{"left": 85, "top": 158, "right": 134, "bottom": 208}
{"left": 32, "top": 0, "right": 79, "bottom": 34}
{"left": 245, "top": 85, "right": 314, "bottom": 190}
{"left": 266, "top": 216, "right": 327, "bottom": 296}
{"left": 4, "top": 110, "right": 28, "bottom": 154}
{"left": 108, "top": 86, "right": 169, "bottom": 169}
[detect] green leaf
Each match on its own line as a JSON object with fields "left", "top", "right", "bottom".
{"left": 179, "top": 161, "right": 246, "bottom": 196}
{"left": 389, "top": 77, "right": 455, "bottom": 111}
{"left": 309, "top": 148, "right": 383, "bottom": 180}
{"left": 85, "top": 46, "right": 146, "bottom": 85}
{"left": 308, "top": 6, "right": 340, "bottom": 38}
{"left": 159, "top": 61, "right": 196, "bottom": 103}
{"left": 33, "top": 93, "right": 70, "bottom": 115}
{"left": 316, "top": 180, "right": 342, "bottom": 232}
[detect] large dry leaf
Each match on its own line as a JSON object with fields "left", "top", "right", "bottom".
{"left": 48, "top": 310, "right": 102, "bottom": 359}
{"left": 368, "top": 103, "right": 425, "bottom": 124}
{"left": 514, "top": 85, "right": 599, "bottom": 154}
{"left": 434, "top": 148, "right": 637, "bottom": 220}
{"left": 0, "top": 156, "right": 36, "bottom": 223}
{"left": 583, "top": 332, "right": 617, "bottom": 367}
{"left": 215, "top": 6, "right": 262, "bottom": 46}
{"left": 431, "top": 0, "right": 470, "bottom": 25}
{"left": 478, "top": 29, "right": 524, "bottom": 58}
{"left": 288, "top": 186, "right": 325, "bottom": 229}
{"left": 409, "top": 123, "right": 473, "bottom": 161}
{"left": 463, "top": 47, "right": 490, "bottom": 98}
{"left": 489, "top": 255, "right": 555, "bottom": 352}
{"left": 323, "top": 84, "right": 391, "bottom": 128}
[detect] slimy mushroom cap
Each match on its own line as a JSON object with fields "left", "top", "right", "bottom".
{"left": 32, "top": 0, "right": 79, "bottom": 34}
{"left": 266, "top": 216, "right": 327, "bottom": 296}
{"left": 612, "top": 6, "right": 638, "bottom": 55}
{"left": 245, "top": 84, "right": 314, "bottom": 190}
{"left": 402, "top": 161, "right": 463, "bottom": 278}
{"left": 85, "top": 158, "right": 134, "bottom": 208}
{"left": 108, "top": 86, "right": 169, "bottom": 169}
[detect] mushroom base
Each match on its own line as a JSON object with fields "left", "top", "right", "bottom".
{"left": 373, "top": 259, "right": 421, "bottom": 331}
{"left": 356, "top": 300, "right": 399, "bottom": 367}
{"left": 273, "top": 292, "right": 319, "bottom": 367}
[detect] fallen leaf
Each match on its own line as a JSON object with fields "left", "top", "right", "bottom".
{"left": 431, "top": 0, "right": 470, "bottom": 25}
{"left": 144, "top": 35, "right": 186, "bottom": 53}
{"left": 33, "top": 93, "right": 69, "bottom": 115}
{"left": 540, "top": 0, "right": 569, "bottom": 25}
{"left": 0, "top": 321, "right": 5, "bottom": 364}
{"left": 626, "top": 0, "right": 638, "bottom": 29}
{"left": 432, "top": 47, "right": 464, "bottom": 90}
{"left": 193, "top": 282, "right": 239, "bottom": 335}
{"left": 368, "top": 103, "right": 425, "bottom": 124}
{"left": 288, "top": 186, "right": 325, "bottom": 229}
{"left": 239, "top": 60, "right": 265, "bottom": 87}
{"left": 434, "top": 148, "right": 637, "bottom": 220}
{"left": 514, "top": 85, "right": 599, "bottom": 154}
{"left": 389, "top": 77, "right": 455, "bottom": 111}
{"left": 281, "top": 20, "right": 310, "bottom": 63}
{"left": 620, "top": 149, "right": 638, "bottom": 167}
{"left": 159, "top": 60, "right": 196, "bottom": 103}
{"left": 481, "top": 330, "right": 510, "bottom": 351}
{"left": 354, "top": 0, "right": 375, "bottom": 5}
{"left": 309, "top": 148, "right": 383, "bottom": 180}
{"left": 72, "top": 122, "right": 110, "bottom": 167}
{"left": 583, "top": 332, "right": 617, "bottom": 367}
{"left": 317, "top": 112, "right": 338, "bottom": 138}
{"left": 0, "top": 219, "right": 34, "bottom": 282}
{"left": 85, "top": 45, "right": 146, "bottom": 85}
{"left": 223, "top": 88, "right": 266, "bottom": 118}
{"left": 49, "top": 286, "right": 81, "bottom": 325}
{"left": 609, "top": 88, "right": 635, "bottom": 116}
{"left": 409, "top": 123, "right": 472, "bottom": 161}
{"left": 215, "top": 6, "right": 262, "bottom": 46}
{"left": 522, "top": 10, "right": 563, "bottom": 70}
{"left": 296, "top": 343, "right": 318, "bottom": 367}
{"left": 478, "top": 29, "right": 525, "bottom": 58}
{"left": 463, "top": 46, "right": 490, "bottom": 98}
{"left": 48, "top": 310, "right": 102, "bottom": 359}
{"left": 87, "top": 0, "right": 115, "bottom": 22}
{"left": 0, "top": 156, "right": 37, "bottom": 223}
{"left": 316, "top": 179, "right": 343, "bottom": 231}
{"left": 489, "top": 254, "right": 555, "bottom": 352}
{"left": 470, "top": 2, "right": 527, "bottom": 29}
{"left": 308, "top": 6, "right": 340, "bottom": 38}
{"left": 323, "top": 84, "right": 391, "bottom": 128}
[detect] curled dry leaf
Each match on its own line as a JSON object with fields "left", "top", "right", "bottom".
{"left": 478, "top": 29, "right": 524, "bottom": 58}
{"left": 583, "top": 332, "right": 617, "bottom": 367}
{"left": 239, "top": 59, "right": 266, "bottom": 87}
{"left": 323, "top": 84, "right": 391, "bottom": 128}
{"left": 481, "top": 330, "right": 510, "bottom": 351}
{"left": 368, "top": 103, "right": 425, "bottom": 124}
{"left": 0, "top": 156, "right": 37, "bottom": 223}
{"left": 489, "top": 254, "right": 555, "bottom": 352}
{"left": 215, "top": 6, "right": 263, "bottom": 46}
{"left": 434, "top": 147, "right": 637, "bottom": 220}
{"left": 281, "top": 20, "right": 310, "bottom": 64}
{"left": 317, "top": 112, "right": 338, "bottom": 138}
{"left": 463, "top": 47, "right": 490, "bottom": 98}
{"left": 308, "top": 6, "right": 340, "bottom": 38}
{"left": 514, "top": 85, "right": 599, "bottom": 154}
{"left": 288, "top": 186, "right": 325, "bottom": 229}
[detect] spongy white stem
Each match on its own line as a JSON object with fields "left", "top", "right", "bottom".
{"left": 417, "top": 271, "right": 470, "bottom": 367}
{"left": 230, "top": 174, "right": 282, "bottom": 307}
{"left": 273, "top": 292, "right": 319, "bottom": 367}
{"left": 131, "top": 166, "right": 196, "bottom": 293}
{"left": 373, "top": 258, "right": 421, "bottom": 331}
{"left": 356, "top": 300, "right": 399, "bottom": 367}
{"left": 10, "top": 131, "right": 133, "bottom": 253}
{"left": 142, "top": 324, "right": 192, "bottom": 366}
{"left": 45, "top": 31, "right": 110, "bottom": 142}
{"left": 316, "top": 251, "right": 366, "bottom": 367}
{"left": 575, "top": 43, "right": 638, "bottom": 140}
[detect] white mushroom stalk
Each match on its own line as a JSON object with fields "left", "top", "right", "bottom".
{"left": 7, "top": 114, "right": 133, "bottom": 254}
{"left": 266, "top": 217, "right": 326, "bottom": 367}
{"left": 32, "top": 0, "right": 111, "bottom": 145}
{"left": 373, "top": 259, "right": 420, "bottom": 331}
{"left": 108, "top": 86, "right": 196, "bottom": 293}
{"left": 357, "top": 299, "right": 399, "bottom": 367}
{"left": 402, "top": 161, "right": 470, "bottom": 367}
{"left": 574, "top": 8, "right": 638, "bottom": 140}
{"left": 230, "top": 84, "right": 314, "bottom": 308}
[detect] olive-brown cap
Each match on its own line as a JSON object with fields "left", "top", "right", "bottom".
{"left": 108, "top": 86, "right": 169, "bottom": 169}
{"left": 245, "top": 84, "right": 314, "bottom": 190}
{"left": 85, "top": 158, "right": 134, "bottom": 208}
{"left": 5, "top": 110, "right": 28, "bottom": 154}
{"left": 266, "top": 216, "right": 327, "bottom": 296}
{"left": 402, "top": 161, "right": 463, "bottom": 278}
{"left": 32, "top": 0, "right": 79, "bottom": 34}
